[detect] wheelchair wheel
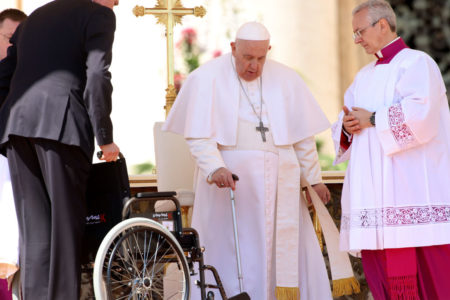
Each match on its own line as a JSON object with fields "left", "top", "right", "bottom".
{"left": 93, "top": 217, "right": 190, "bottom": 300}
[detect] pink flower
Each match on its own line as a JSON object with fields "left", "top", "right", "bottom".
{"left": 181, "top": 27, "right": 197, "bottom": 45}
{"left": 212, "top": 50, "right": 222, "bottom": 58}
{"left": 174, "top": 71, "right": 185, "bottom": 93}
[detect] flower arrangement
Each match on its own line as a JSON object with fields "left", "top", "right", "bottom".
{"left": 177, "top": 27, "right": 201, "bottom": 73}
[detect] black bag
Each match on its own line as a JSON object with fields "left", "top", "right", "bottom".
{"left": 81, "top": 154, "right": 130, "bottom": 264}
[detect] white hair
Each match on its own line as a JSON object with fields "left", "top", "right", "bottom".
{"left": 353, "top": 0, "right": 397, "bottom": 32}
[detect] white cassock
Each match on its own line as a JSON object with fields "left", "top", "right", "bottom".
{"left": 164, "top": 53, "right": 333, "bottom": 299}
{"left": 332, "top": 46, "right": 450, "bottom": 253}
{"left": 0, "top": 156, "right": 19, "bottom": 280}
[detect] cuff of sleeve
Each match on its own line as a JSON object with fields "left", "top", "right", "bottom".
{"left": 310, "top": 180, "right": 323, "bottom": 186}
{"left": 207, "top": 167, "right": 223, "bottom": 183}
{"left": 301, "top": 168, "right": 322, "bottom": 188}
{"left": 331, "top": 114, "right": 352, "bottom": 164}
{"left": 375, "top": 106, "right": 401, "bottom": 155}
{"left": 301, "top": 176, "right": 322, "bottom": 189}
{"left": 96, "top": 127, "right": 113, "bottom": 146}
{"left": 97, "top": 137, "right": 113, "bottom": 146}
{"left": 340, "top": 130, "right": 352, "bottom": 151}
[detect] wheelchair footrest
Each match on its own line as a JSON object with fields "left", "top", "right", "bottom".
{"left": 228, "top": 292, "right": 251, "bottom": 300}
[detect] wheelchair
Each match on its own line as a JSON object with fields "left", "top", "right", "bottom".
{"left": 88, "top": 125, "right": 250, "bottom": 300}
{"left": 92, "top": 191, "right": 246, "bottom": 300}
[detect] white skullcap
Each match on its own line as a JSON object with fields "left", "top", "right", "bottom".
{"left": 235, "top": 22, "right": 270, "bottom": 41}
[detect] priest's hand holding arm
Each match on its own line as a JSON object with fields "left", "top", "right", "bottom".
{"left": 350, "top": 107, "right": 375, "bottom": 131}
{"left": 342, "top": 105, "right": 361, "bottom": 135}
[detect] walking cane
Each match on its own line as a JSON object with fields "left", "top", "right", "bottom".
{"left": 227, "top": 174, "right": 251, "bottom": 300}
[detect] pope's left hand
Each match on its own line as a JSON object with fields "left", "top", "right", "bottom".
{"left": 310, "top": 183, "right": 331, "bottom": 204}
{"left": 350, "top": 107, "right": 373, "bottom": 131}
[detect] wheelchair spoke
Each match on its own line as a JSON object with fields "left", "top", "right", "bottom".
{"left": 101, "top": 223, "right": 188, "bottom": 300}
{"left": 124, "top": 228, "right": 145, "bottom": 277}
{"left": 141, "top": 230, "right": 152, "bottom": 278}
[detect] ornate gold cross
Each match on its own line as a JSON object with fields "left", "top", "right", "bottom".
{"left": 133, "top": 0, "right": 206, "bottom": 117}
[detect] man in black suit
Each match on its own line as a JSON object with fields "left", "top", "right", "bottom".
{"left": 0, "top": 0, "right": 120, "bottom": 299}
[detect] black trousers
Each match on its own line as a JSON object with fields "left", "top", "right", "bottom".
{"left": 6, "top": 136, "right": 91, "bottom": 300}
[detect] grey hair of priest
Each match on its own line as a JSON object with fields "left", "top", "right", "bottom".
{"left": 353, "top": 0, "right": 397, "bottom": 32}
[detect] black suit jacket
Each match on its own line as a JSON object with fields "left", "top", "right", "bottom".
{"left": 0, "top": 0, "right": 116, "bottom": 159}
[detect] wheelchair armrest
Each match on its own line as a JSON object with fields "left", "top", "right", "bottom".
{"left": 121, "top": 194, "right": 183, "bottom": 236}
{"left": 122, "top": 194, "right": 181, "bottom": 219}
{"left": 136, "top": 191, "right": 177, "bottom": 198}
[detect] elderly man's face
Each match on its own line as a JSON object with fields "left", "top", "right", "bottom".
{"left": 231, "top": 39, "right": 271, "bottom": 82}
{"left": 352, "top": 8, "right": 384, "bottom": 54}
{"left": 0, "top": 18, "right": 20, "bottom": 60}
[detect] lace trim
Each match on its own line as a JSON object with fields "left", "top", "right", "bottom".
{"left": 341, "top": 205, "right": 450, "bottom": 229}
{"left": 388, "top": 104, "right": 416, "bottom": 146}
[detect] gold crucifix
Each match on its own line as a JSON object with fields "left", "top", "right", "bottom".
{"left": 133, "top": 0, "right": 206, "bottom": 117}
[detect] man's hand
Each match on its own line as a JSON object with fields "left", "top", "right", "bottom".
{"left": 342, "top": 105, "right": 361, "bottom": 135}
{"left": 350, "top": 107, "right": 373, "bottom": 131}
{"left": 306, "top": 183, "right": 331, "bottom": 204}
{"left": 99, "top": 142, "right": 120, "bottom": 162}
{"left": 210, "top": 167, "right": 236, "bottom": 190}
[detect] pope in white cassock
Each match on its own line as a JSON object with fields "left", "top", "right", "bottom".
{"left": 163, "top": 22, "right": 336, "bottom": 299}
{"left": 332, "top": 1, "right": 450, "bottom": 299}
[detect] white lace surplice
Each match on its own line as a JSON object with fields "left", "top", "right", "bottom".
{"left": 332, "top": 49, "right": 450, "bottom": 253}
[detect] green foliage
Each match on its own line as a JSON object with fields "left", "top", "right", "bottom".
{"left": 319, "top": 153, "right": 348, "bottom": 171}
{"left": 316, "top": 139, "right": 348, "bottom": 171}
{"left": 316, "top": 139, "right": 325, "bottom": 153}
{"left": 132, "top": 161, "right": 155, "bottom": 174}
{"left": 185, "top": 56, "right": 200, "bottom": 73}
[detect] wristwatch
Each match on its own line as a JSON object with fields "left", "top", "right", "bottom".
{"left": 370, "top": 112, "right": 376, "bottom": 127}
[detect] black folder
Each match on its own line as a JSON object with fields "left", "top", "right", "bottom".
{"left": 81, "top": 153, "right": 130, "bottom": 264}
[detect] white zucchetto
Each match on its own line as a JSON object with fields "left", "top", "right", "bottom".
{"left": 235, "top": 21, "right": 270, "bottom": 41}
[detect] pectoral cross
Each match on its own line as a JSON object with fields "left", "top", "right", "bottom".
{"left": 256, "top": 121, "right": 269, "bottom": 142}
{"left": 133, "top": 0, "right": 206, "bottom": 117}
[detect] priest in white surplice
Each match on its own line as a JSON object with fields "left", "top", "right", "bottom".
{"left": 164, "top": 22, "right": 336, "bottom": 300}
{"left": 332, "top": 1, "right": 450, "bottom": 299}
